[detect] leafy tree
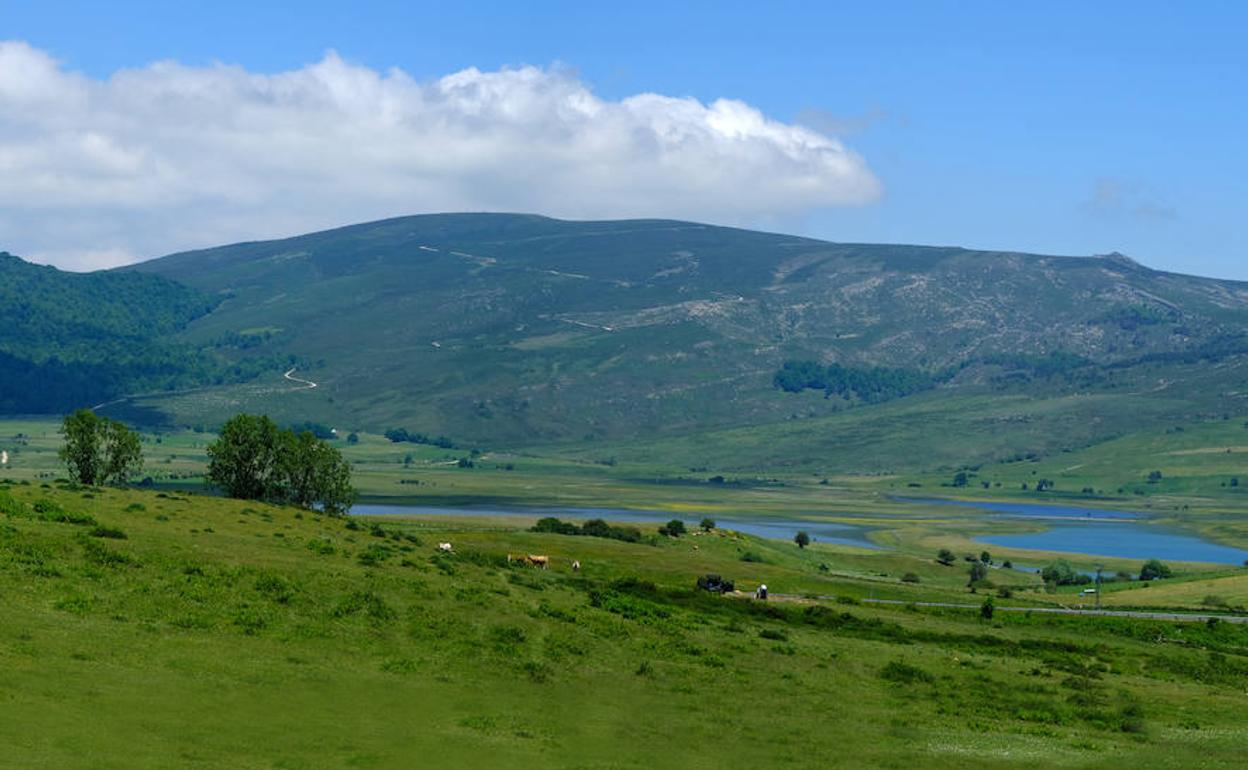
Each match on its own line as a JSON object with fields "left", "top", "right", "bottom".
{"left": 952, "top": 471, "right": 969, "bottom": 488}
{"left": 937, "top": 548, "right": 957, "bottom": 566}
{"left": 968, "top": 561, "right": 988, "bottom": 587}
{"left": 207, "top": 414, "right": 283, "bottom": 501}
{"left": 278, "top": 430, "right": 356, "bottom": 515}
{"left": 980, "top": 550, "right": 992, "bottom": 566}
{"left": 659, "top": 519, "right": 687, "bottom": 537}
{"left": 208, "top": 414, "right": 356, "bottom": 514}
{"left": 1139, "top": 559, "right": 1173, "bottom": 581}
{"left": 700, "top": 517, "right": 716, "bottom": 532}
{"left": 102, "top": 418, "right": 143, "bottom": 485}
{"left": 1002, "top": 560, "right": 1014, "bottom": 569}
{"left": 1040, "top": 559, "right": 1091, "bottom": 586}
{"left": 1147, "top": 470, "right": 1164, "bottom": 484}
{"left": 58, "top": 409, "right": 143, "bottom": 486}
{"left": 347, "top": 432, "right": 360, "bottom": 445}
{"left": 794, "top": 530, "right": 811, "bottom": 549}
{"left": 980, "top": 596, "right": 995, "bottom": 620}
{"left": 59, "top": 409, "right": 105, "bottom": 486}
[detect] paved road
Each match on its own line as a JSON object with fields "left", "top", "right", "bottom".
{"left": 767, "top": 594, "right": 1248, "bottom": 624}
{"left": 859, "top": 598, "right": 1248, "bottom": 624}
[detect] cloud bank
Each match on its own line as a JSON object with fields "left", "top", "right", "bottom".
{"left": 0, "top": 41, "right": 881, "bottom": 270}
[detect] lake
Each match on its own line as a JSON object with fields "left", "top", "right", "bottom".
{"left": 353, "top": 498, "right": 1248, "bottom": 565}
{"left": 896, "top": 497, "right": 1248, "bottom": 565}
{"left": 351, "top": 504, "right": 881, "bottom": 549}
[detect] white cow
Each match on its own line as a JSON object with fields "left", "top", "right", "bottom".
{"left": 437, "top": 542, "right": 453, "bottom": 552}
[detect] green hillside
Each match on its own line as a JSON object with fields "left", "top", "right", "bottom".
{"left": 116, "top": 213, "right": 1248, "bottom": 462}
{"left": 4, "top": 480, "right": 1248, "bottom": 768}
{"left": 0, "top": 253, "right": 221, "bottom": 413}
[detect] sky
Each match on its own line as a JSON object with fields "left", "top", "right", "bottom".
{"left": 2, "top": 0, "right": 1245, "bottom": 279}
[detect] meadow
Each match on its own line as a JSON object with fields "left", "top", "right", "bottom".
{"left": 3, "top": 478, "right": 1248, "bottom": 769}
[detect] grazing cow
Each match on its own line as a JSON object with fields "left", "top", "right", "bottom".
{"left": 528, "top": 555, "right": 550, "bottom": 570}
{"left": 571, "top": 560, "right": 581, "bottom": 572}
{"left": 437, "top": 542, "right": 453, "bottom": 552}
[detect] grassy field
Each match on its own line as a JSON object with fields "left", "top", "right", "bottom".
{"left": 3, "top": 479, "right": 1248, "bottom": 768}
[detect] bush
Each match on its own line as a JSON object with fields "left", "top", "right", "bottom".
{"left": 901, "top": 572, "right": 920, "bottom": 583}
{"left": 880, "top": 660, "right": 934, "bottom": 684}
{"left": 89, "top": 526, "right": 127, "bottom": 539}
{"left": 1139, "top": 559, "right": 1173, "bottom": 581}
{"left": 659, "top": 519, "right": 687, "bottom": 537}
{"left": 740, "top": 551, "right": 766, "bottom": 563}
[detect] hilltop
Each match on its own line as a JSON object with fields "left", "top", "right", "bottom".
{"left": 5, "top": 213, "right": 1248, "bottom": 470}
{"left": 116, "top": 214, "right": 1248, "bottom": 457}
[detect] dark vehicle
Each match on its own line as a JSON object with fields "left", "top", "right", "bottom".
{"left": 697, "top": 574, "right": 735, "bottom": 593}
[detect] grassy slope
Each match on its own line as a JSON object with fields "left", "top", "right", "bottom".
{"left": 3, "top": 481, "right": 1248, "bottom": 768}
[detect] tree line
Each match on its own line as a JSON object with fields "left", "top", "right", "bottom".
{"left": 773, "top": 360, "right": 937, "bottom": 402}
{"left": 58, "top": 410, "right": 355, "bottom": 515}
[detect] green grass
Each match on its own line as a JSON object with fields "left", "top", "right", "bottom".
{"left": 3, "top": 481, "right": 1248, "bottom": 767}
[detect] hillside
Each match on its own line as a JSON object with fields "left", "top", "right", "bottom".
{"left": 0, "top": 253, "right": 222, "bottom": 413}
{"left": 3, "top": 480, "right": 1248, "bottom": 768}
{"left": 112, "top": 213, "right": 1248, "bottom": 464}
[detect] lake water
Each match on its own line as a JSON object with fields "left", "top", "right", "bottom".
{"left": 352, "top": 498, "right": 1248, "bottom": 565}
{"left": 893, "top": 497, "right": 1248, "bottom": 565}
{"left": 979, "top": 522, "right": 1248, "bottom": 565}
{"left": 893, "top": 497, "right": 1142, "bottom": 520}
{"left": 351, "top": 504, "right": 881, "bottom": 549}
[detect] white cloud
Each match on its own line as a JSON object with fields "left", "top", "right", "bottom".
{"left": 0, "top": 41, "right": 881, "bottom": 270}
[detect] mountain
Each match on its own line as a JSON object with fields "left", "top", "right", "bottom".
{"left": 0, "top": 252, "right": 220, "bottom": 413}
{"left": 113, "top": 213, "right": 1248, "bottom": 460}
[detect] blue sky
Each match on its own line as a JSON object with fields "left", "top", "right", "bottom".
{"left": 4, "top": 0, "right": 1246, "bottom": 278}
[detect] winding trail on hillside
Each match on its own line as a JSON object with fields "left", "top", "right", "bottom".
{"left": 283, "top": 367, "right": 318, "bottom": 390}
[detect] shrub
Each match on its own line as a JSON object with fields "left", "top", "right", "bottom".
{"left": 740, "top": 551, "right": 766, "bottom": 563}
{"left": 659, "top": 519, "right": 687, "bottom": 537}
{"left": 880, "top": 660, "right": 934, "bottom": 684}
{"left": 1139, "top": 559, "right": 1173, "bottom": 581}
{"left": 901, "top": 572, "right": 920, "bottom": 584}
{"left": 759, "top": 628, "right": 789, "bottom": 641}
{"left": 89, "top": 526, "right": 127, "bottom": 539}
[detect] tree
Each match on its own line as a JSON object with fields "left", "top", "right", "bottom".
{"left": 980, "top": 550, "right": 992, "bottom": 566}
{"left": 58, "top": 409, "right": 143, "bottom": 486}
{"left": 102, "top": 418, "right": 143, "bottom": 485}
{"left": 980, "top": 596, "right": 995, "bottom": 620}
{"left": 60, "top": 409, "right": 105, "bottom": 485}
{"left": 937, "top": 548, "right": 957, "bottom": 566}
{"left": 794, "top": 530, "right": 811, "bottom": 549}
{"left": 278, "top": 430, "right": 356, "bottom": 514}
{"left": 952, "top": 471, "right": 969, "bottom": 488}
{"left": 207, "top": 414, "right": 283, "bottom": 501}
{"left": 1139, "top": 559, "right": 1173, "bottom": 581}
{"left": 968, "top": 561, "right": 988, "bottom": 587}
{"left": 1147, "top": 470, "right": 1163, "bottom": 484}
{"left": 347, "top": 432, "right": 360, "bottom": 445}
{"left": 661, "top": 519, "right": 687, "bottom": 537}
{"left": 700, "top": 517, "right": 716, "bottom": 532}
{"left": 207, "top": 414, "right": 356, "bottom": 514}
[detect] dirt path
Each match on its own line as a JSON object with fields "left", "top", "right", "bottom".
{"left": 283, "top": 367, "right": 318, "bottom": 390}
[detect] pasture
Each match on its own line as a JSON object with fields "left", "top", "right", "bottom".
{"left": 3, "top": 479, "right": 1248, "bottom": 768}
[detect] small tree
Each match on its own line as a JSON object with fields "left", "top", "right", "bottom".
{"left": 700, "top": 517, "right": 716, "bottom": 532}
{"left": 980, "top": 550, "right": 992, "bottom": 566}
{"left": 347, "top": 432, "right": 360, "bottom": 445}
{"left": 968, "top": 561, "right": 989, "bottom": 586}
{"left": 952, "top": 471, "right": 969, "bottom": 488}
{"left": 794, "top": 530, "right": 811, "bottom": 549}
{"left": 937, "top": 548, "right": 957, "bottom": 566}
{"left": 660, "top": 519, "right": 686, "bottom": 537}
{"left": 980, "top": 596, "right": 995, "bottom": 620}
{"left": 59, "top": 410, "right": 143, "bottom": 486}
{"left": 1139, "top": 559, "right": 1172, "bottom": 581}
